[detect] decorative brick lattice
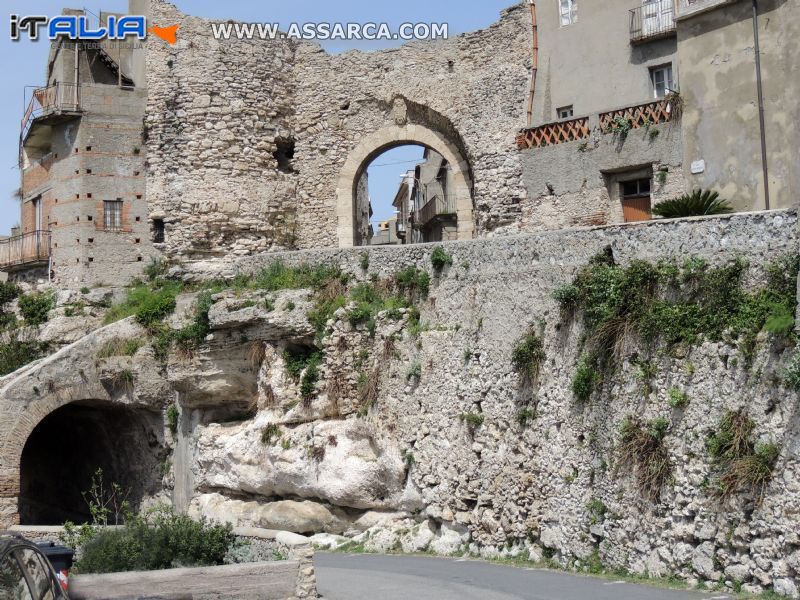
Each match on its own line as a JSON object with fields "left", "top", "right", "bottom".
{"left": 516, "top": 117, "right": 590, "bottom": 149}
{"left": 599, "top": 99, "right": 673, "bottom": 132}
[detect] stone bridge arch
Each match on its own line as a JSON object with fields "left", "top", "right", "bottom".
{"left": 0, "top": 319, "right": 167, "bottom": 526}
{"left": 335, "top": 104, "right": 475, "bottom": 247}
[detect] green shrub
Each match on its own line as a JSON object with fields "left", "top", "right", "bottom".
{"left": 395, "top": 267, "right": 430, "bottom": 298}
{"left": 104, "top": 282, "right": 181, "bottom": 327}
{"left": 0, "top": 330, "right": 48, "bottom": 376}
{"left": 253, "top": 261, "right": 341, "bottom": 292}
{"left": 173, "top": 291, "right": 213, "bottom": 351}
{"left": 166, "top": 405, "right": 179, "bottom": 434}
{"left": 143, "top": 257, "right": 169, "bottom": 282}
{"left": 406, "top": 362, "right": 422, "bottom": 381}
{"left": 512, "top": 331, "right": 546, "bottom": 380}
{"left": 617, "top": 416, "right": 672, "bottom": 501}
{"left": 300, "top": 354, "right": 322, "bottom": 400}
{"left": 0, "top": 281, "right": 21, "bottom": 306}
{"left": 359, "top": 253, "right": 369, "bottom": 271}
{"left": 763, "top": 302, "right": 795, "bottom": 336}
{"left": 707, "top": 410, "right": 779, "bottom": 503}
{"left": 559, "top": 252, "right": 799, "bottom": 367}
{"left": 281, "top": 347, "right": 322, "bottom": 382}
{"left": 430, "top": 247, "right": 453, "bottom": 271}
{"left": 72, "top": 506, "right": 235, "bottom": 574}
{"left": 0, "top": 281, "right": 21, "bottom": 325}
{"left": 652, "top": 189, "right": 733, "bottom": 219}
{"left": 96, "top": 338, "right": 143, "bottom": 359}
{"left": 572, "top": 355, "right": 601, "bottom": 402}
{"left": 667, "top": 387, "right": 689, "bottom": 409}
{"left": 261, "top": 423, "right": 281, "bottom": 445}
{"left": 784, "top": 350, "right": 800, "bottom": 392}
{"left": 460, "top": 412, "right": 484, "bottom": 430}
{"left": 552, "top": 284, "right": 579, "bottom": 314}
{"left": 586, "top": 498, "right": 607, "bottom": 524}
{"left": 18, "top": 292, "right": 55, "bottom": 326}
{"left": 517, "top": 408, "right": 536, "bottom": 427}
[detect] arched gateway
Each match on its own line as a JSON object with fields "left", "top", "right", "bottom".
{"left": 335, "top": 122, "right": 475, "bottom": 248}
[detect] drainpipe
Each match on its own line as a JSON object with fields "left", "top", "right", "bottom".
{"left": 752, "top": 0, "right": 770, "bottom": 210}
{"left": 526, "top": 0, "right": 539, "bottom": 127}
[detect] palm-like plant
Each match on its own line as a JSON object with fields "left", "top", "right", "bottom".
{"left": 652, "top": 189, "right": 733, "bottom": 219}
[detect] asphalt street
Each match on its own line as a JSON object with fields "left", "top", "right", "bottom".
{"left": 315, "top": 552, "right": 731, "bottom": 600}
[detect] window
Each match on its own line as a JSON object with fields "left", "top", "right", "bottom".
{"left": 152, "top": 219, "right": 165, "bottom": 244}
{"left": 650, "top": 65, "right": 674, "bottom": 98}
{"left": 103, "top": 200, "right": 123, "bottom": 231}
{"left": 559, "top": 0, "right": 577, "bottom": 26}
{"left": 621, "top": 178, "right": 651, "bottom": 199}
{"left": 557, "top": 105, "right": 574, "bottom": 120}
{"left": 0, "top": 553, "right": 34, "bottom": 600}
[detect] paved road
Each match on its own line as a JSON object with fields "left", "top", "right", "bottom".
{"left": 315, "top": 553, "right": 730, "bottom": 600}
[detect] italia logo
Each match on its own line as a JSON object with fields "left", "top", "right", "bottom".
{"left": 10, "top": 14, "right": 179, "bottom": 44}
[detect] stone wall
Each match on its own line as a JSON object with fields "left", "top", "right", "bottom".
{"left": 2, "top": 209, "right": 799, "bottom": 596}
{"left": 171, "top": 209, "right": 800, "bottom": 596}
{"left": 145, "top": 0, "right": 532, "bottom": 257}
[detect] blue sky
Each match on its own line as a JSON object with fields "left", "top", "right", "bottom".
{"left": 1, "top": 0, "right": 516, "bottom": 235}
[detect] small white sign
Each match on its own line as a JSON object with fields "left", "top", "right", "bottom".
{"left": 691, "top": 159, "right": 706, "bottom": 174}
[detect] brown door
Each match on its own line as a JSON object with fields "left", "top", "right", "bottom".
{"left": 622, "top": 196, "right": 652, "bottom": 222}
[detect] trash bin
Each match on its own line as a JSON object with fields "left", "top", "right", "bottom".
{"left": 36, "top": 542, "right": 74, "bottom": 592}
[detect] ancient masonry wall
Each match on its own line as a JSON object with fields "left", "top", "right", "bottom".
{"left": 145, "top": 0, "right": 533, "bottom": 258}
{"left": 1, "top": 210, "right": 799, "bottom": 595}
{"left": 185, "top": 210, "right": 800, "bottom": 596}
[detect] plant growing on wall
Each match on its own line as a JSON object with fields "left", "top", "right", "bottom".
{"left": 652, "top": 189, "right": 732, "bottom": 219}
{"left": 511, "top": 330, "right": 546, "bottom": 381}
{"left": 430, "top": 247, "right": 453, "bottom": 271}
{"left": 18, "top": 291, "right": 55, "bottom": 326}
{"left": 707, "top": 410, "right": 780, "bottom": 504}
{"left": 617, "top": 416, "right": 672, "bottom": 501}
{"left": 665, "top": 90, "right": 684, "bottom": 121}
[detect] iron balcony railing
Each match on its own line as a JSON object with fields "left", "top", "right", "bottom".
{"left": 21, "top": 83, "right": 81, "bottom": 140}
{"left": 0, "top": 230, "right": 51, "bottom": 270}
{"left": 630, "top": 0, "right": 676, "bottom": 44}
{"left": 418, "top": 194, "right": 457, "bottom": 227}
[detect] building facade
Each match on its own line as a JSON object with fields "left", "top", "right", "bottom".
{"left": 4, "top": 5, "right": 153, "bottom": 285}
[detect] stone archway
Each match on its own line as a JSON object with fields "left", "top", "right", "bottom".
{"left": 0, "top": 319, "right": 167, "bottom": 527}
{"left": 335, "top": 122, "right": 475, "bottom": 248}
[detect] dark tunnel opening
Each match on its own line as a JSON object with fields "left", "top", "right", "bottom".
{"left": 19, "top": 401, "right": 166, "bottom": 525}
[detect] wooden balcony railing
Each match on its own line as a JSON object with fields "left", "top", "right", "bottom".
{"left": 516, "top": 117, "right": 590, "bottom": 150}
{"left": 599, "top": 99, "right": 673, "bottom": 132}
{"left": 630, "top": 0, "right": 676, "bottom": 43}
{"left": 21, "top": 83, "right": 81, "bottom": 140}
{"left": 418, "top": 194, "right": 457, "bottom": 227}
{"left": 0, "top": 230, "right": 51, "bottom": 270}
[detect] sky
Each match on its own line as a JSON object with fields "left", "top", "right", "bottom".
{"left": 0, "top": 0, "right": 516, "bottom": 236}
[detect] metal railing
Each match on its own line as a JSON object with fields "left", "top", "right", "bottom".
{"left": 418, "top": 194, "right": 457, "bottom": 227}
{"left": 630, "top": 0, "right": 676, "bottom": 43}
{"left": 0, "top": 230, "right": 51, "bottom": 270}
{"left": 21, "top": 83, "right": 81, "bottom": 140}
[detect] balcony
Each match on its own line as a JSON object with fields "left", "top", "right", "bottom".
{"left": 517, "top": 98, "right": 675, "bottom": 150}
{"left": 0, "top": 231, "right": 51, "bottom": 272}
{"left": 630, "top": 1, "right": 676, "bottom": 44}
{"left": 516, "top": 117, "right": 590, "bottom": 150}
{"left": 21, "top": 83, "right": 81, "bottom": 142}
{"left": 418, "top": 194, "right": 457, "bottom": 227}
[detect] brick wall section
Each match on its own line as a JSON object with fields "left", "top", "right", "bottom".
{"left": 19, "top": 84, "right": 155, "bottom": 285}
